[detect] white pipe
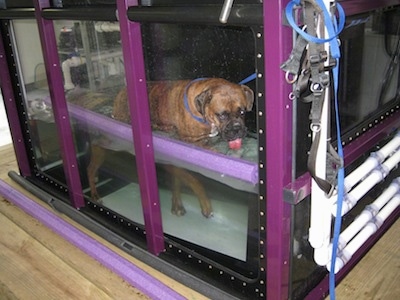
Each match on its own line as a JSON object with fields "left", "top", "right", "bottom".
{"left": 344, "top": 155, "right": 379, "bottom": 192}
{"left": 375, "top": 193, "right": 400, "bottom": 222}
{"left": 333, "top": 148, "right": 400, "bottom": 216}
{"left": 344, "top": 133, "right": 400, "bottom": 192}
{"left": 382, "top": 148, "right": 400, "bottom": 172}
{"left": 375, "top": 133, "right": 400, "bottom": 161}
{"left": 339, "top": 170, "right": 384, "bottom": 216}
{"left": 372, "top": 178, "right": 400, "bottom": 210}
{"left": 62, "top": 56, "right": 86, "bottom": 90}
{"left": 338, "top": 178, "right": 400, "bottom": 248}
{"left": 327, "top": 194, "right": 400, "bottom": 273}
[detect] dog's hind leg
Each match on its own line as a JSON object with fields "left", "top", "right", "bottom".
{"left": 87, "top": 144, "right": 106, "bottom": 201}
{"left": 164, "top": 165, "right": 186, "bottom": 216}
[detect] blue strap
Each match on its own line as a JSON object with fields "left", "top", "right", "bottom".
{"left": 239, "top": 73, "right": 257, "bottom": 85}
{"left": 183, "top": 78, "right": 208, "bottom": 124}
{"left": 330, "top": 55, "right": 344, "bottom": 300}
{"left": 285, "top": 0, "right": 345, "bottom": 57}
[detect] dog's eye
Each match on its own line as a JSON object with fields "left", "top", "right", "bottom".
{"left": 217, "top": 112, "right": 228, "bottom": 120}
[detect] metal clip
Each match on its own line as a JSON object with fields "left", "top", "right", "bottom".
{"left": 285, "top": 71, "right": 298, "bottom": 84}
{"left": 310, "top": 122, "right": 321, "bottom": 132}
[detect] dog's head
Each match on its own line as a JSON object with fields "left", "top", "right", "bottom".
{"left": 194, "top": 79, "right": 254, "bottom": 148}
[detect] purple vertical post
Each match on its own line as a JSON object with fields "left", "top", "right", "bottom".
{"left": 33, "top": 0, "right": 84, "bottom": 208}
{"left": 264, "top": 0, "right": 293, "bottom": 299}
{"left": 117, "top": 0, "right": 165, "bottom": 255}
{"left": 0, "top": 33, "right": 31, "bottom": 176}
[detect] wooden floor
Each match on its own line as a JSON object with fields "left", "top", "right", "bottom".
{"left": 0, "top": 143, "right": 398, "bottom": 300}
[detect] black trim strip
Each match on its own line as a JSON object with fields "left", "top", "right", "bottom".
{"left": 41, "top": 8, "right": 117, "bottom": 21}
{"left": 128, "top": 5, "right": 262, "bottom": 26}
{"left": 0, "top": 8, "right": 34, "bottom": 19}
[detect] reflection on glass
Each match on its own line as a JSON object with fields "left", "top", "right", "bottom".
{"left": 52, "top": 20, "right": 136, "bottom": 207}
{"left": 338, "top": 9, "right": 400, "bottom": 134}
{"left": 11, "top": 20, "right": 63, "bottom": 179}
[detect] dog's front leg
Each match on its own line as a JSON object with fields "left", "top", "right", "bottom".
{"left": 87, "top": 144, "right": 106, "bottom": 201}
{"left": 165, "top": 165, "right": 213, "bottom": 218}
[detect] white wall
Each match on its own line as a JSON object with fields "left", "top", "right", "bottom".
{"left": 12, "top": 19, "right": 45, "bottom": 85}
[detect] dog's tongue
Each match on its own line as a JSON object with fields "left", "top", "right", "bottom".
{"left": 229, "top": 138, "right": 242, "bottom": 150}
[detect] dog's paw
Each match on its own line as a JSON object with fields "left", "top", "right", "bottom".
{"left": 202, "top": 209, "right": 214, "bottom": 218}
{"left": 171, "top": 204, "right": 186, "bottom": 216}
{"left": 92, "top": 197, "right": 103, "bottom": 205}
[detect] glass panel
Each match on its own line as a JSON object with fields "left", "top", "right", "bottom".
{"left": 52, "top": 20, "right": 140, "bottom": 212}
{"left": 338, "top": 8, "right": 400, "bottom": 134}
{"left": 140, "top": 23, "right": 259, "bottom": 277}
{"left": 11, "top": 19, "right": 65, "bottom": 182}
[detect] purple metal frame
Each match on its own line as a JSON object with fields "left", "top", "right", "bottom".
{"left": 264, "top": 1, "right": 293, "bottom": 299}
{"left": 0, "top": 29, "right": 31, "bottom": 176}
{"left": 117, "top": 0, "right": 164, "bottom": 255}
{"left": 34, "top": 0, "right": 84, "bottom": 208}
{"left": 1, "top": 0, "right": 399, "bottom": 299}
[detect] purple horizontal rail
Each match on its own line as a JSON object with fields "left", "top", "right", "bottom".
{"left": 0, "top": 179, "right": 185, "bottom": 300}
{"left": 59, "top": 98, "right": 258, "bottom": 186}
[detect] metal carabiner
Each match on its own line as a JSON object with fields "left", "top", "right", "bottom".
{"left": 310, "top": 122, "right": 321, "bottom": 132}
{"left": 285, "top": 71, "right": 298, "bottom": 84}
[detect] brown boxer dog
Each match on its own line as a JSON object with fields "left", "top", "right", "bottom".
{"left": 87, "top": 78, "right": 254, "bottom": 217}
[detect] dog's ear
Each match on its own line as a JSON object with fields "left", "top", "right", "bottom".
{"left": 241, "top": 85, "right": 254, "bottom": 111}
{"left": 195, "top": 89, "right": 212, "bottom": 116}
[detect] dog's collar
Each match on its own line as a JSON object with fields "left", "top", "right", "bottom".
{"left": 183, "top": 78, "right": 208, "bottom": 124}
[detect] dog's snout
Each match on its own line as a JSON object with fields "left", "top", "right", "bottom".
{"left": 221, "top": 119, "right": 247, "bottom": 141}
{"left": 232, "top": 122, "right": 242, "bottom": 130}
